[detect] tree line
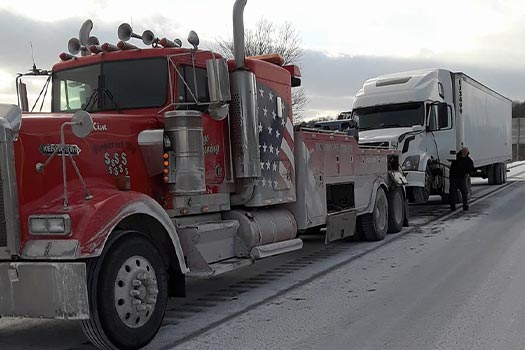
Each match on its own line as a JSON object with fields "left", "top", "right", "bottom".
{"left": 513, "top": 101, "right": 525, "bottom": 119}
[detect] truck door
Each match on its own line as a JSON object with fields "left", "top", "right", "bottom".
{"left": 428, "top": 103, "right": 456, "bottom": 168}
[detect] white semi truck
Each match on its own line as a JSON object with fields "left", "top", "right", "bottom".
{"left": 353, "top": 69, "right": 512, "bottom": 203}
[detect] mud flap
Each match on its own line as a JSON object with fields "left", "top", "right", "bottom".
{"left": 389, "top": 170, "right": 408, "bottom": 186}
{"left": 0, "top": 262, "right": 89, "bottom": 319}
{"left": 325, "top": 209, "right": 357, "bottom": 244}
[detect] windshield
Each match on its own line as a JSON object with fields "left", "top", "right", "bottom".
{"left": 352, "top": 102, "right": 425, "bottom": 131}
{"left": 52, "top": 58, "right": 168, "bottom": 112}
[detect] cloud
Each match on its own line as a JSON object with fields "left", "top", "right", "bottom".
{"left": 299, "top": 49, "right": 525, "bottom": 120}
{"left": 1, "top": 9, "right": 524, "bottom": 121}
{"left": 0, "top": 10, "right": 187, "bottom": 106}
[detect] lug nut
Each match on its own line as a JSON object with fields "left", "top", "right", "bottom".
{"left": 136, "top": 305, "right": 147, "bottom": 312}
{"left": 147, "top": 297, "right": 157, "bottom": 304}
{"left": 130, "top": 290, "right": 140, "bottom": 297}
{"left": 147, "top": 279, "right": 157, "bottom": 286}
{"left": 149, "top": 288, "right": 159, "bottom": 295}
{"left": 132, "top": 299, "right": 142, "bottom": 305}
{"left": 138, "top": 272, "right": 150, "bottom": 280}
{"left": 132, "top": 280, "right": 142, "bottom": 287}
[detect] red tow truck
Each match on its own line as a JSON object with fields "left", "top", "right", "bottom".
{"left": 0, "top": 1, "right": 407, "bottom": 348}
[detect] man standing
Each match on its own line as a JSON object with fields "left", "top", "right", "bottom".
{"left": 449, "top": 147, "right": 474, "bottom": 211}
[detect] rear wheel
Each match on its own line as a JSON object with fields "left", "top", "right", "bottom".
{"left": 487, "top": 165, "right": 495, "bottom": 185}
{"left": 81, "top": 232, "right": 168, "bottom": 350}
{"left": 359, "top": 187, "right": 388, "bottom": 241}
{"left": 494, "top": 163, "right": 502, "bottom": 185}
{"left": 493, "top": 163, "right": 506, "bottom": 185}
{"left": 387, "top": 187, "right": 404, "bottom": 234}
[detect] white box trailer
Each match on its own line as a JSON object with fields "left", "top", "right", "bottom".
{"left": 455, "top": 73, "right": 512, "bottom": 169}
{"left": 353, "top": 69, "right": 512, "bottom": 203}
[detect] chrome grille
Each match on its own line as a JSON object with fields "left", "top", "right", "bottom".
{"left": 359, "top": 141, "right": 390, "bottom": 149}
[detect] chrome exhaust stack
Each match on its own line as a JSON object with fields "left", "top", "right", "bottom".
{"left": 229, "top": 0, "right": 260, "bottom": 190}
{"left": 233, "top": 0, "right": 247, "bottom": 70}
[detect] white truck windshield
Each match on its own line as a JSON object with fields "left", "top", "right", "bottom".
{"left": 353, "top": 102, "right": 425, "bottom": 131}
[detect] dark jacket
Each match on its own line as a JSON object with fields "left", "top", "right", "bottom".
{"left": 450, "top": 152, "right": 474, "bottom": 179}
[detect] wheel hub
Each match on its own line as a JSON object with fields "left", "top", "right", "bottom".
{"left": 114, "top": 255, "right": 159, "bottom": 328}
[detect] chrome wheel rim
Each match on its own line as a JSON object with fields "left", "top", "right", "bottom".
{"left": 114, "top": 255, "right": 159, "bottom": 328}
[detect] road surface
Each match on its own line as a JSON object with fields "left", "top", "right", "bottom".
{"left": 175, "top": 168, "right": 525, "bottom": 350}
{"left": 1, "top": 164, "right": 525, "bottom": 349}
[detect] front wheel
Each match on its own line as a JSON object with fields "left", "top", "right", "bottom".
{"left": 81, "top": 232, "right": 168, "bottom": 350}
{"left": 408, "top": 166, "right": 432, "bottom": 204}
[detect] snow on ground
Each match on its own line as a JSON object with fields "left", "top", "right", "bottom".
{"left": 173, "top": 166, "right": 525, "bottom": 350}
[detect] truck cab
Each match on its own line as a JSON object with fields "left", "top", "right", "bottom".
{"left": 354, "top": 69, "right": 463, "bottom": 203}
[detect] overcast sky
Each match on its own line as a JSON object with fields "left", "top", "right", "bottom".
{"left": 1, "top": 0, "right": 524, "bottom": 119}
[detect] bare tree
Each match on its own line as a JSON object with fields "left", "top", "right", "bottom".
{"left": 215, "top": 19, "right": 309, "bottom": 122}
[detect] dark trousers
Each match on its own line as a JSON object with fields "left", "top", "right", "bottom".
{"left": 450, "top": 176, "right": 469, "bottom": 210}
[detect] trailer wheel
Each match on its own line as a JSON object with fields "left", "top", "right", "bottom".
{"left": 487, "top": 165, "right": 495, "bottom": 185}
{"left": 359, "top": 187, "right": 388, "bottom": 241}
{"left": 387, "top": 187, "right": 404, "bottom": 234}
{"left": 493, "top": 163, "right": 505, "bottom": 185}
{"left": 81, "top": 231, "right": 168, "bottom": 350}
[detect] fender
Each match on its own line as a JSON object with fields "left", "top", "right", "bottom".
{"left": 419, "top": 152, "right": 433, "bottom": 172}
{"left": 360, "top": 175, "right": 388, "bottom": 215}
{"left": 21, "top": 188, "right": 188, "bottom": 274}
{"left": 81, "top": 191, "right": 188, "bottom": 273}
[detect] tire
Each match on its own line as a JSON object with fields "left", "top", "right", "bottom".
{"left": 411, "top": 166, "right": 431, "bottom": 204}
{"left": 387, "top": 187, "right": 404, "bottom": 234}
{"left": 493, "top": 163, "right": 501, "bottom": 185}
{"left": 81, "top": 232, "right": 168, "bottom": 350}
{"left": 359, "top": 187, "right": 388, "bottom": 241}
{"left": 487, "top": 165, "right": 495, "bottom": 185}
{"left": 494, "top": 163, "right": 505, "bottom": 185}
{"left": 412, "top": 186, "right": 430, "bottom": 204}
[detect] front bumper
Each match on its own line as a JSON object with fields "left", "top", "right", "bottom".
{"left": 404, "top": 170, "right": 426, "bottom": 187}
{"left": 0, "top": 262, "right": 89, "bottom": 319}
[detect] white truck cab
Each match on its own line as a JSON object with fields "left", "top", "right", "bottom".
{"left": 353, "top": 69, "right": 512, "bottom": 203}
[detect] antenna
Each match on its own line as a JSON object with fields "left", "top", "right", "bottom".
{"left": 30, "top": 41, "right": 36, "bottom": 71}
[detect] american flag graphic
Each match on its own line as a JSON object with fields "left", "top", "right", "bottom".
{"left": 256, "top": 83, "right": 295, "bottom": 196}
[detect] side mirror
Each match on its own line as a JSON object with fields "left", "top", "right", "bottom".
{"left": 71, "top": 110, "right": 93, "bottom": 138}
{"left": 206, "top": 58, "right": 231, "bottom": 120}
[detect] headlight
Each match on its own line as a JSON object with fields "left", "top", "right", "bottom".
{"left": 402, "top": 155, "right": 420, "bottom": 171}
{"left": 29, "top": 215, "right": 71, "bottom": 235}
